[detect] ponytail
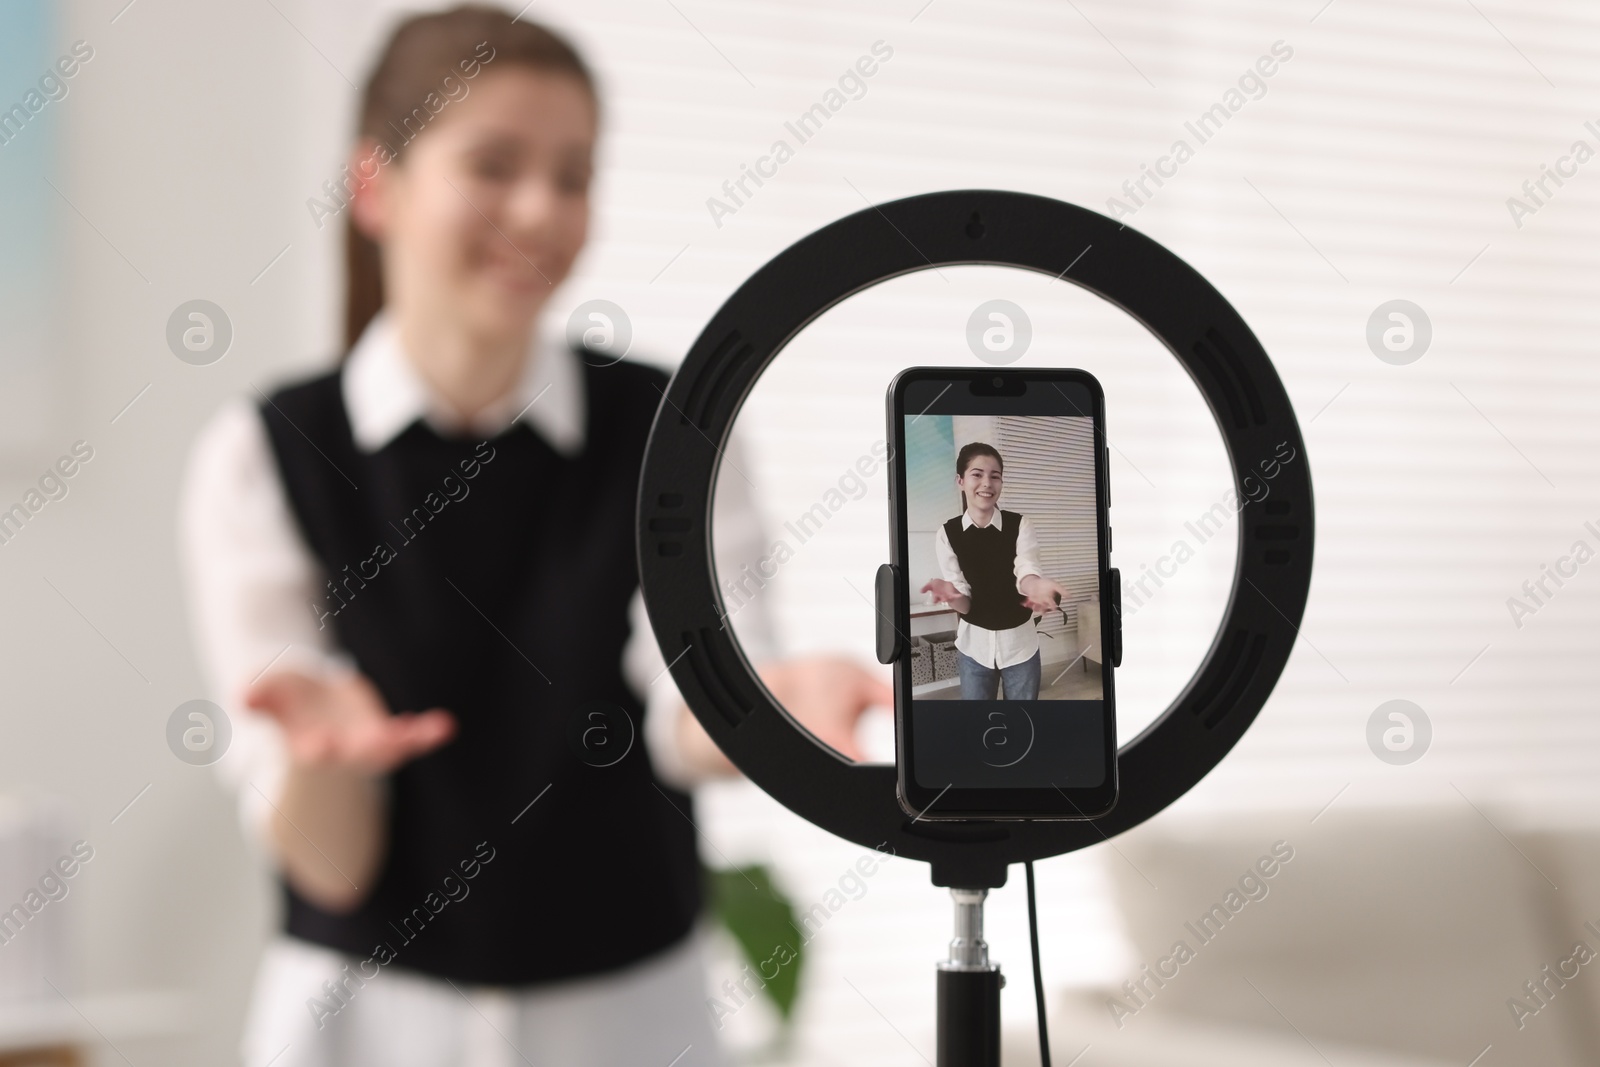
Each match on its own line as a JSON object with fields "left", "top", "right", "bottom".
{"left": 344, "top": 214, "right": 385, "bottom": 351}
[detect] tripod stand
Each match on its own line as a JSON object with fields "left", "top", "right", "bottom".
{"left": 937, "top": 888, "right": 1004, "bottom": 1066}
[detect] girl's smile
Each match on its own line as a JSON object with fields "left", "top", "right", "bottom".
{"left": 958, "top": 454, "right": 1004, "bottom": 522}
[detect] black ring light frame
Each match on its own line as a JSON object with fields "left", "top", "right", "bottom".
{"left": 637, "top": 190, "right": 1313, "bottom": 891}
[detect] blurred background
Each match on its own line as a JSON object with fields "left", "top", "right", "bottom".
{"left": 3, "top": 0, "right": 1599, "bottom": 1064}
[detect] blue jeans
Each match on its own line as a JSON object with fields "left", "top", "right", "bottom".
{"left": 956, "top": 648, "right": 1041, "bottom": 700}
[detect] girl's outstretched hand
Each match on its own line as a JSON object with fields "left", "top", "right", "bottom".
{"left": 756, "top": 655, "right": 893, "bottom": 762}
{"left": 1020, "top": 575, "right": 1072, "bottom": 615}
{"left": 244, "top": 669, "right": 457, "bottom": 774}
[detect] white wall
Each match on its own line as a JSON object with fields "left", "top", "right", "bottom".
{"left": 1, "top": 1, "right": 333, "bottom": 1063}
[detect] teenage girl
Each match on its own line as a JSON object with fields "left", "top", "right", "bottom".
{"left": 920, "top": 442, "right": 1072, "bottom": 700}
{"left": 179, "top": 8, "right": 888, "bottom": 1065}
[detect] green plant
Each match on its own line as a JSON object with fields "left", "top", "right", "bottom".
{"left": 706, "top": 862, "right": 805, "bottom": 1025}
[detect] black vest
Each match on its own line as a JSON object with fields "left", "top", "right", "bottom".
{"left": 943, "top": 510, "right": 1032, "bottom": 631}
{"left": 257, "top": 355, "right": 701, "bottom": 986}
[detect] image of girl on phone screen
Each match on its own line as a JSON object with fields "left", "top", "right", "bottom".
{"left": 919, "top": 442, "right": 1073, "bottom": 700}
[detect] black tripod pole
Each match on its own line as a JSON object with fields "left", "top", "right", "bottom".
{"left": 937, "top": 888, "right": 1003, "bottom": 1067}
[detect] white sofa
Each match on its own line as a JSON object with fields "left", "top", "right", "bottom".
{"left": 1002, "top": 807, "right": 1600, "bottom": 1066}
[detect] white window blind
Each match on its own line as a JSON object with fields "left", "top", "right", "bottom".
{"left": 993, "top": 414, "right": 1099, "bottom": 646}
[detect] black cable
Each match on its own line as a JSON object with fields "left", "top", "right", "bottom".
{"left": 1025, "top": 859, "right": 1052, "bottom": 1067}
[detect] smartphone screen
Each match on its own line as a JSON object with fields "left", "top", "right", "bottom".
{"left": 887, "top": 368, "right": 1117, "bottom": 820}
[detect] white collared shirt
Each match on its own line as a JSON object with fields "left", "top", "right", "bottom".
{"left": 340, "top": 311, "right": 584, "bottom": 454}
{"left": 178, "top": 312, "right": 775, "bottom": 845}
{"left": 179, "top": 313, "right": 764, "bottom": 1064}
{"left": 931, "top": 506, "right": 1044, "bottom": 669}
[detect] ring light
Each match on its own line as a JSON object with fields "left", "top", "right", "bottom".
{"left": 636, "top": 190, "right": 1313, "bottom": 890}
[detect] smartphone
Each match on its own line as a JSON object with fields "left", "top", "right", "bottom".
{"left": 878, "top": 368, "right": 1119, "bottom": 821}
